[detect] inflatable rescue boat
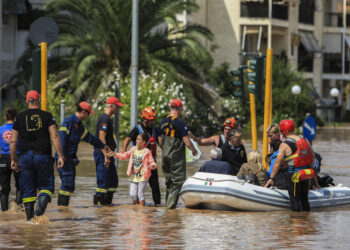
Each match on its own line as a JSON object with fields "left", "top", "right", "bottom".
{"left": 180, "top": 172, "right": 350, "bottom": 211}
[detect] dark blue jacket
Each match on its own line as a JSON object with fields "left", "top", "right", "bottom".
{"left": 198, "top": 159, "right": 231, "bottom": 175}
{"left": 58, "top": 114, "right": 105, "bottom": 157}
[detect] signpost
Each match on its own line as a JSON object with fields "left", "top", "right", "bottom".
{"left": 303, "top": 115, "right": 317, "bottom": 142}
{"left": 29, "top": 17, "right": 59, "bottom": 111}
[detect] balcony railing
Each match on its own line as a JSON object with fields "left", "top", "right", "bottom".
{"left": 240, "top": 3, "right": 288, "bottom": 20}
{"left": 323, "top": 57, "right": 350, "bottom": 73}
{"left": 298, "top": 57, "right": 313, "bottom": 72}
{"left": 324, "top": 12, "right": 350, "bottom": 27}
{"left": 299, "top": 8, "right": 314, "bottom": 25}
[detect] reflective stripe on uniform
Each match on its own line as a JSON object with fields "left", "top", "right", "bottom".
{"left": 96, "top": 188, "right": 107, "bottom": 193}
{"left": 39, "top": 190, "right": 53, "bottom": 198}
{"left": 284, "top": 153, "right": 298, "bottom": 161}
{"left": 23, "top": 197, "right": 36, "bottom": 203}
{"left": 59, "top": 127, "right": 70, "bottom": 134}
{"left": 81, "top": 129, "right": 88, "bottom": 140}
{"left": 107, "top": 188, "right": 117, "bottom": 192}
{"left": 59, "top": 190, "right": 72, "bottom": 196}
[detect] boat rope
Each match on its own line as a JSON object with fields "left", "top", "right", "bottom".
{"left": 189, "top": 176, "right": 245, "bottom": 185}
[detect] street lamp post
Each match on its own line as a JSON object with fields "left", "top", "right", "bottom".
{"left": 291, "top": 85, "right": 301, "bottom": 120}
{"left": 330, "top": 87, "right": 340, "bottom": 124}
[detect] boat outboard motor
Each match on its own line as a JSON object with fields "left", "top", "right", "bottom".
{"left": 317, "top": 174, "right": 335, "bottom": 187}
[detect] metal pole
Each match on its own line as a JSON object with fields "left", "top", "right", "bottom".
{"left": 247, "top": 61, "right": 257, "bottom": 151}
{"left": 0, "top": 0, "right": 3, "bottom": 115}
{"left": 40, "top": 42, "right": 47, "bottom": 111}
{"left": 130, "top": 0, "right": 139, "bottom": 129}
{"left": 262, "top": 0, "right": 273, "bottom": 168}
{"left": 268, "top": 0, "right": 272, "bottom": 49}
{"left": 114, "top": 80, "right": 120, "bottom": 169}
{"left": 263, "top": 49, "right": 273, "bottom": 168}
{"left": 60, "top": 100, "right": 65, "bottom": 125}
{"left": 342, "top": 0, "right": 346, "bottom": 78}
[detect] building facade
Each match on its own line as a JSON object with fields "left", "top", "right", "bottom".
{"left": 0, "top": 0, "right": 46, "bottom": 112}
{"left": 189, "top": 0, "right": 350, "bottom": 121}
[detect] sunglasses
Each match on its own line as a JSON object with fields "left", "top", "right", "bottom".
{"left": 267, "top": 134, "right": 273, "bottom": 138}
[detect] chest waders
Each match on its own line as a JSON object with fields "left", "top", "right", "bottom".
{"left": 162, "top": 135, "right": 186, "bottom": 209}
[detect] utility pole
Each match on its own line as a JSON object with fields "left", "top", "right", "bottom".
{"left": 262, "top": 0, "right": 273, "bottom": 168}
{"left": 0, "top": 0, "right": 3, "bottom": 115}
{"left": 130, "top": 0, "right": 139, "bottom": 129}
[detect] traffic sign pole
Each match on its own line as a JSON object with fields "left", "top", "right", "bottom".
{"left": 247, "top": 60, "right": 257, "bottom": 151}
{"left": 262, "top": 49, "right": 273, "bottom": 168}
{"left": 41, "top": 42, "right": 47, "bottom": 111}
{"left": 303, "top": 115, "right": 317, "bottom": 142}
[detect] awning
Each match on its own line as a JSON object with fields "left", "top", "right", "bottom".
{"left": 345, "top": 35, "right": 350, "bottom": 48}
{"left": 299, "top": 30, "right": 321, "bottom": 53}
{"left": 323, "top": 33, "right": 342, "bottom": 53}
{"left": 2, "top": 0, "right": 30, "bottom": 15}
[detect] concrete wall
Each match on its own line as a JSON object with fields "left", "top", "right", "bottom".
{"left": 192, "top": 0, "right": 241, "bottom": 68}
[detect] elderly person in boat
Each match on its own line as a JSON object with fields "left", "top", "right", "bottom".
{"left": 198, "top": 148, "right": 231, "bottom": 175}
{"left": 237, "top": 151, "right": 267, "bottom": 186}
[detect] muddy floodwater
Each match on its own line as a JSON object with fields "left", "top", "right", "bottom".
{"left": 1, "top": 127, "right": 350, "bottom": 249}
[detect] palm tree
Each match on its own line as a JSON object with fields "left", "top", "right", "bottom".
{"left": 45, "top": 0, "right": 220, "bottom": 110}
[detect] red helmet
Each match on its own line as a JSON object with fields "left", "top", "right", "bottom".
{"left": 141, "top": 107, "right": 156, "bottom": 120}
{"left": 223, "top": 118, "right": 236, "bottom": 128}
{"left": 279, "top": 120, "right": 295, "bottom": 136}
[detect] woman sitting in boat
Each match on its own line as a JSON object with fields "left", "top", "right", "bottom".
{"left": 237, "top": 151, "right": 267, "bottom": 186}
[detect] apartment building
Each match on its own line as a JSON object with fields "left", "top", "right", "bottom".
{"left": 189, "top": 0, "right": 350, "bottom": 120}
{"left": 0, "top": 0, "right": 46, "bottom": 111}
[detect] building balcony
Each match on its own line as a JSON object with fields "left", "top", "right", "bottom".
{"left": 240, "top": 2, "right": 288, "bottom": 21}
{"left": 299, "top": 8, "right": 314, "bottom": 25}
{"left": 323, "top": 57, "right": 350, "bottom": 74}
{"left": 324, "top": 12, "right": 350, "bottom": 27}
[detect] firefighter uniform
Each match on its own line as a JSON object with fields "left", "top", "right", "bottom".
{"left": 57, "top": 114, "right": 105, "bottom": 206}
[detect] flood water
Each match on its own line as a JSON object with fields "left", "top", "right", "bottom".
{"left": 1, "top": 127, "right": 350, "bottom": 249}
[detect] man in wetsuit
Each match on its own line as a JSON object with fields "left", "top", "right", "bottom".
{"left": 189, "top": 118, "right": 236, "bottom": 149}
{"left": 158, "top": 99, "right": 197, "bottom": 209}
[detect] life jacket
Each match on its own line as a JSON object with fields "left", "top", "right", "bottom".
{"left": 132, "top": 124, "right": 157, "bottom": 157}
{"left": 267, "top": 150, "right": 279, "bottom": 178}
{"left": 283, "top": 136, "right": 313, "bottom": 169}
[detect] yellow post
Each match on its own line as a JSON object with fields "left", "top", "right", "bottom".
{"left": 40, "top": 42, "right": 47, "bottom": 111}
{"left": 248, "top": 61, "right": 257, "bottom": 151}
{"left": 262, "top": 49, "right": 273, "bottom": 168}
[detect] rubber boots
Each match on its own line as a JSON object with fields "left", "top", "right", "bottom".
{"left": 93, "top": 194, "right": 98, "bottom": 205}
{"left": 0, "top": 193, "right": 9, "bottom": 211}
{"left": 94, "top": 194, "right": 104, "bottom": 205}
{"left": 36, "top": 196, "right": 50, "bottom": 216}
{"left": 57, "top": 194, "right": 70, "bottom": 206}
{"left": 15, "top": 189, "right": 22, "bottom": 205}
{"left": 105, "top": 192, "right": 114, "bottom": 205}
{"left": 24, "top": 202, "right": 35, "bottom": 221}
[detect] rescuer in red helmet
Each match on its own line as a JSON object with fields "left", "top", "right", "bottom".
{"left": 265, "top": 119, "right": 318, "bottom": 212}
